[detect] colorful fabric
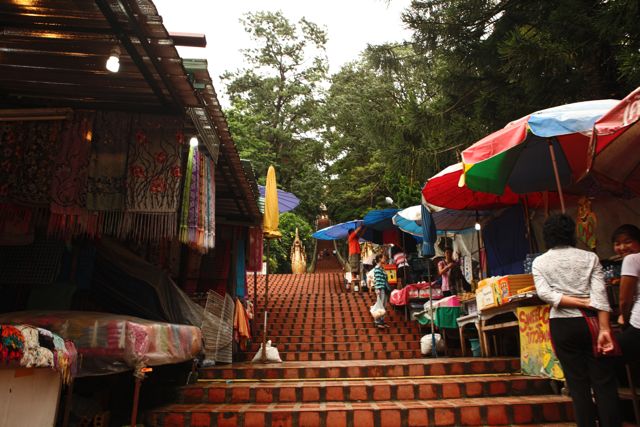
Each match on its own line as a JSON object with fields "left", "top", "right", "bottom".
{"left": 86, "top": 111, "right": 131, "bottom": 236}
{"left": 48, "top": 111, "right": 96, "bottom": 238}
{"left": 204, "top": 156, "right": 215, "bottom": 250}
{"left": 187, "top": 147, "right": 200, "bottom": 244}
{"left": 179, "top": 147, "right": 216, "bottom": 253}
{"left": 124, "top": 114, "right": 184, "bottom": 241}
{"left": 0, "top": 203, "right": 34, "bottom": 245}
{"left": 0, "top": 325, "right": 25, "bottom": 364}
{"left": 246, "top": 226, "right": 263, "bottom": 272}
{"left": 0, "top": 120, "right": 62, "bottom": 206}
{"left": 179, "top": 145, "right": 195, "bottom": 244}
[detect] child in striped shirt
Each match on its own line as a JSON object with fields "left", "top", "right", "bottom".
{"left": 373, "top": 254, "right": 392, "bottom": 328}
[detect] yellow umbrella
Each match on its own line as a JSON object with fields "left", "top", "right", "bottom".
{"left": 263, "top": 165, "right": 281, "bottom": 239}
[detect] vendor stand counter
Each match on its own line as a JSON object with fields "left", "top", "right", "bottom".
{"left": 414, "top": 296, "right": 461, "bottom": 356}
{"left": 0, "top": 324, "right": 77, "bottom": 427}
{"left": 0, "top": 311, "right": 203, "bottom": 427}
{"left": 0, "top": 311, "right": 203, "bottom": 377}
{"left": 477, "top": 292, "right": 543, "bottom": 357}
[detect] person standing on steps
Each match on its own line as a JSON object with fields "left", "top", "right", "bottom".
{"left": 532, "top": 214, "right": 621, "bottom": 427}
{"left": 347, "top": 224, "right": 365, "bottom": 291}
{"left": 373, "top": 254, "right": 392, "bottom": 329}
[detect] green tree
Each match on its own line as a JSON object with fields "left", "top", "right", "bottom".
{"left": 222, "top": 11, "right": 329, "bottom": 221}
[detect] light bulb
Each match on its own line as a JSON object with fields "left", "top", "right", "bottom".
{"left": 475, "top": 222, "right": 481, "bottom": 231}
{"left": 106, "top": 46, "right": 120, "bottom": 73}
{"left": 189, "top": 136, "right": 199, "bottom": 147}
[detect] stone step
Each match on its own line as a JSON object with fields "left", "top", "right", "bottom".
{"left": 247, "top": 340, "right": 418, "bottom": 353}
{"left": 264, "top": 326, "right": 418, "bottom": 336}
{"left": 267, "top": 333, "right": 423, "bottom": 344}
{"left": 148, "top": 394, "right": 573, "bottom": 426}
{"left": 179, "top": 375, "right": 553, "bottom": 404}
{"left": 198, "top": 357, "right": 520, "bottom": 380}
{"left": 236, "top": 349, "right": 425, "bottom": 362}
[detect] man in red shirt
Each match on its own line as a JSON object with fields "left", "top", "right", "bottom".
{"left": 347, "top": 225, "right": 365, "bottom": 290}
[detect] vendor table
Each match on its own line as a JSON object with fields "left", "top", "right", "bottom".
{"left": 456, "top": 313, "right": 479, "bottom": 357}
{"left": 477, "top": 292, "right": 543, "bottom": 357}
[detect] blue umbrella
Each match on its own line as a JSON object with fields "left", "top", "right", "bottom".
{"left": 363, "top": 208, "right": 400, "bottom": 231}
{"left": 393, "top": 206, "right": 490, "bottom": 236}
{"left": 258, "top": 185, "right": 300, "bottom": 213}
{"left": 312, "top": 220, "right": 363, "bottom": 240}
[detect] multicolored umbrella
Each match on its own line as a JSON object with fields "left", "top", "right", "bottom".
{"left": 422, "top": 163, "right": 548, "bottom": 211}
{"left": 257, "top": 185, "right": 300, "bottom": 213}
{"left": 589, "top": 87, "right": 640, "bottom": 195}
{"left": 461, "top": 100, "right": 619, "bottom": 211}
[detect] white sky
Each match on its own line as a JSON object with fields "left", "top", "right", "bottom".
{"left": 153, "top": 0, "right": 413, "bottom": 105}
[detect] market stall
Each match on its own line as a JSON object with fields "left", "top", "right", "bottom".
{"left": 0, "top": 324, "right": 77, "bottom": 427}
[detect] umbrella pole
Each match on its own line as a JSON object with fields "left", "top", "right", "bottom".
{"left": 547, "top": 139, "right": 566, "bottom": 213}
{"left": 428, "top": 260, "right": 437, "bottom": 358}
{"left": 253, "top": 271, "right": 257, "bottom": 332}
{"left": 261, "top": 239, "right": 270, "bottom": 363}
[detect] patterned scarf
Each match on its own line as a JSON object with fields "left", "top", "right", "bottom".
{"left": 0, "top": 120, "right": 61, "bottom": 206}
{"left": 48, "top": 111, "right": 95, "bottom": 238}
{"left": 123, "top": 114, "right": 184, "bottom": 241}
{"left": 179, "top": 145, "right": 195, "bottom": 244}
{"left": 86, "top": 111, "right": 131, "bottom": 237}
{"left": 204, "top": 155, "right": 215, "bottom": 250}
{"left": 178, "top": 147, "right": 216, "bottom": 253}
{"left": 246, "top": 226, "right": 264, "bottom": 272}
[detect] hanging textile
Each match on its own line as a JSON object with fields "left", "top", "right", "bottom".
{"left": 86, "top": 111, "right": 131, "bottom": 237}
{"left": 0, "top": 203, "right": 34, "bottom": 245}
{"left": 187, "top": 147, "right": 200, "bottom": 244}
{"left": 246, "top": 226, "right": 263, "bottom": 272}
{"left": 179, "top": 147, "right": 215, "bottom": 253}
{"left": 236, "top": 233, "right": 246, "bottom": 297}
{"left": 0, "top": 120, "right": 62, "bottom": 206}
{"left": 233, "top": 298, "right": 251, "bottom": 348}
{"left": 48, "top": 111, "right": 96, "bottom": 238}
{"left": 204, "top": 155, "right": 215, "bottom": 250}
{"left": 179, "top": 145, "right": 195, "bottom": 244}
{"left": 483, "top": 205, "right": 528, "bottom": 276}
{"left": 123, "top": 114, "right": 184, "bottom": 241}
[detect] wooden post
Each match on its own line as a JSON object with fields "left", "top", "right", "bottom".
{"left": 547, "top": 139, "right": 566, "bottom": 213}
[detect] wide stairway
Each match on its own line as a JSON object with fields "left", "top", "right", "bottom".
{"left": 149, "top": 273, "right": 574, "bottom": 426}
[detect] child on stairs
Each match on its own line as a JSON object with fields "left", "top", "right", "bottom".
{"left": 372, "top": 254, "right": 392, "bottom": 329}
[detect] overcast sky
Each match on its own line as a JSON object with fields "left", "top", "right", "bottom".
{"left": 153, "top": 0, "right": 413, "bottom": 104}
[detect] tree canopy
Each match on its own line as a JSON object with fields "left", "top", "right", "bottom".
{"left": 222, "top": 3, "right": 640, "bottom": 269}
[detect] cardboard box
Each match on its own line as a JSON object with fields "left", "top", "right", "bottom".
{"left": 496, "top": 274, "right": 534, "bottom": 302}
{"left": 476, "top": 276, "right": 503, "bottom": 311}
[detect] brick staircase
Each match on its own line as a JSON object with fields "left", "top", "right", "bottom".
{"left": 149, "top": 273, "right": 574, "bottom": 426}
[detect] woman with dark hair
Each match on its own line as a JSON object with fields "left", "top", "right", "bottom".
{"left": 532, "top": 214, "right": 620, "bottom": 427}
{"left": 611, "top": 224, "right": 640, "bottom": 360}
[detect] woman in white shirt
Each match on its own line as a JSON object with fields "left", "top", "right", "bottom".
{"left": 612, "top": 224, "right": 640, "bottom": 360}
{"left": 532, "top": 214, "right": 620, "bottom": 427}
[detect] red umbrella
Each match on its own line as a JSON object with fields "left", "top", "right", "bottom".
{"left": 422, "top": 163, "right": 549, "bottom": 211}
{"left": 589, "top": 87, "right": 640, "bottom": 194}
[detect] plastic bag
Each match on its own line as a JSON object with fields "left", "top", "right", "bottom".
{"left": 370, "top": 298, "right": 386, "bottom": 320}
{"left": 251, "top": 340, "right": 283, "bottom": 363}
{"left": 420, "top": 333, "right": 445, "bottom": 355}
